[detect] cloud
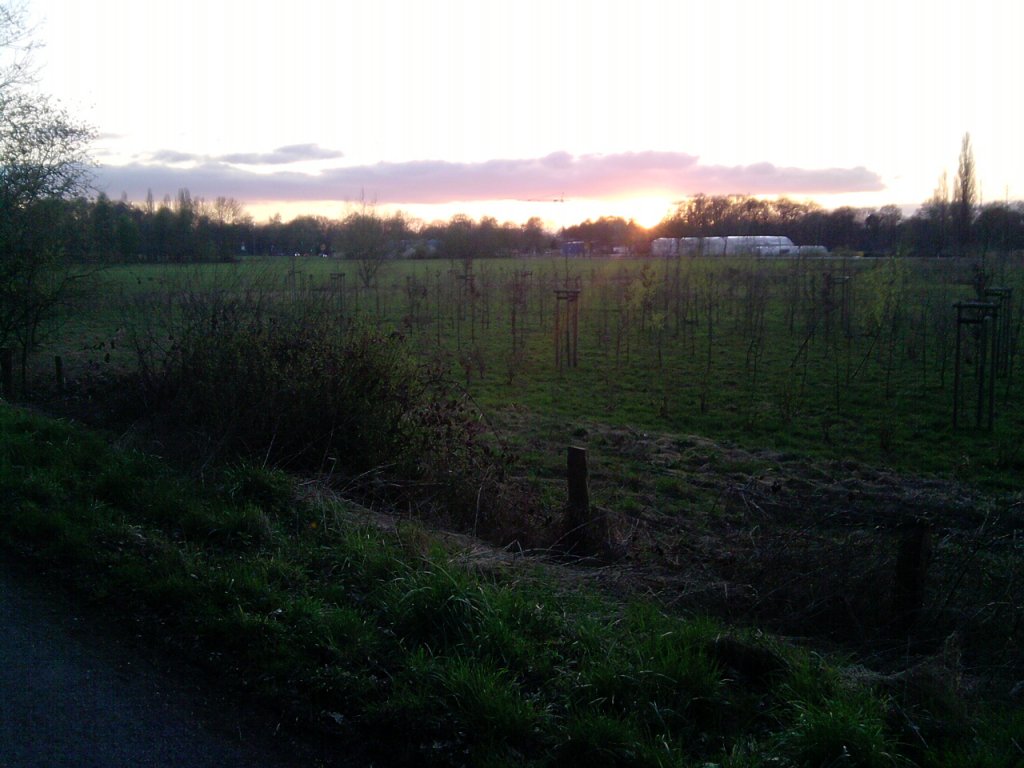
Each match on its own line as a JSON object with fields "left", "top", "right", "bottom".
{"left": 148, "top": 149, "right": 200, "bottom": 163}
{"left": 218, "top": 143, "right": 346, "bottom": 165}
{"left": 92, "top": 151, "right": 884, "bottom": 205}
{"left": 138, "top": 144, "right": 345, "bottom": 167}
{"left": 323, "top": 152, "right": 706, "bottom": 202}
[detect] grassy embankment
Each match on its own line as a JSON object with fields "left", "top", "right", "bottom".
{"left": 3, "top": 403, "right": 1021, "bottom": 767}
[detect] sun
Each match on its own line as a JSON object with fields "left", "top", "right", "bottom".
{"left": 608, "top": 196, "right": 676, "bottom": 229}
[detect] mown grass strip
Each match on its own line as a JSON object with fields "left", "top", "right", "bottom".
{"left": 1, "top": 405, "right": 1015, "bottom": 766}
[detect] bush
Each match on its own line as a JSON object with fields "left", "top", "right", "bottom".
{"left": 126, "top": 283, "right": 523, "bottom": 534}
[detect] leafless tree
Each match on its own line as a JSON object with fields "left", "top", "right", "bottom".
{"left": 0, "top": 2, "right": 95, "bottom": 391}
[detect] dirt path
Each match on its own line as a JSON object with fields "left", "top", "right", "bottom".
{"left": 0, "top": 560, "right": 367, "bottom": 768}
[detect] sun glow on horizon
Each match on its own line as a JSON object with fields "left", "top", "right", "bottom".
{"left": 241, "top": 191, "right": 917, "bottom": 234}
{"left": 25, "top": 0, "right": 1024, "bottom": 232}
{"left": 243, "top": 195, "right": 677, "bottom": 233}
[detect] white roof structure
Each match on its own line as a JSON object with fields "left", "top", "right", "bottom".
{"left": 653, "top": 235, "right": 825, "bottom": 257}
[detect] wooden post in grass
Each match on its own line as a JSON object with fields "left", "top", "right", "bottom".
{"left": 894, "top": 519, "right": 932, "bottom": 633}
{"left": 554, "top": 287, "right": 581, "bottom": 370}
{"left": 953, "top": 301, "right": 997, "bottom": 429}
{"left": 984, "top": 286, "right": 1013, "bottom": 377}
{"left": 567, "top": 446, "right": 589, "bottom": 512}
{"left": 1, "top": 347, "right": 12, "bottom": 400}
{"left": 54, "top": 355, "right": 64, "bottom": 394}
{"left": 566, "top": 446, "right": 605, "bottom": 555}
{"left": 330, "top": 272, "right": 346, "bottom": 319}
{"left": 984, "top": 313, "right": 996, "bottom": 431}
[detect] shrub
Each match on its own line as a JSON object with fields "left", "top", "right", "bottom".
{"left": 125, "top": 283, "right": 524, "bottom": 534}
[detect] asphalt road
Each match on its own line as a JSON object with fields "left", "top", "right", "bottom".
{"left": 0, "top": 559, "right": 367, "bottom": 768}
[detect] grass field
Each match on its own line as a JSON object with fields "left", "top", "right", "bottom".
{"left": 41, "top": 251, "right": 1024, "bottom": 486}
{"left": 6, "top": 251, "right": 1024, "bottom": 764}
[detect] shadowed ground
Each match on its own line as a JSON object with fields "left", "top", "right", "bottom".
{"left": 0, "top": 560, "right": 366, "bottom": 768}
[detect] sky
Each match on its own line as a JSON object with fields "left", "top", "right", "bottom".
{"left": 21, "top": 0, "right": 1024, "bottom": 230}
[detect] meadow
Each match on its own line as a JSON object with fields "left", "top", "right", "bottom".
{"left": 51, "top": 250, "right": 1024, "bottom": 485}
{"left": 6, "top": 250, "right": 1024, "bottom": 764}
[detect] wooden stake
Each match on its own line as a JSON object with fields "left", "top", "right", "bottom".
{"left": 1, "top": 347, "right": 12, "bottom": 400}
{"left": 566, "top": 446, "right": 606, "bottom": 555}
{"left": 894, "top": 520, "right": 931, "bottom": 633}
{"left": 567, "top": 446, "right": 589, "bottom": 512}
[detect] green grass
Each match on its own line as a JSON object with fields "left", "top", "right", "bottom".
{"left": 3, "top": 404, "right": 1020, "bottom": 765}
{"left": 776, "top": 692, "right": 902, "bottom": 768}
{"left": 5, "top": 405, "right": 1020, "bottom": 765}
{"left": 34, "top": 253, "right": 1024, "bottom": 490}
{"left": 20, "top": 258, "right": 1022, "bottom": 663}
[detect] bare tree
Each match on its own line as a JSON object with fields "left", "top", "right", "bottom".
{"left": 341, "top": 209, "right": 389, "bottom": 290}
{"left": 0, "top": 1, "right": 37, "bottom": 91}
{"left": 0, "top": 2, "right": 95, "bottom": 391}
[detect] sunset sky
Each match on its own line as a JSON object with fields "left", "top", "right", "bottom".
{"left": 23, "top": 0, "right": 1024, "bottom": 229}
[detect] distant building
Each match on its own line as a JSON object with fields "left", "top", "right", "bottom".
{"left": 652, "top": 235, "right": 828, "bottom": 257}
{"left": 561, "top": 240, "right": 586, "bottom": 257}
{"left": 680, "top": 237, "right": 726, "bottom": 256}
{"left": 651, "top": 238, "right": 678, "bottom": 257}
{"left": 725, "top": 236, "right": 799, "bottom": 256}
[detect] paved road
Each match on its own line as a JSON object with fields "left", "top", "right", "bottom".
{"left": 0, "top": 560, "right": 367, "bottom": 767}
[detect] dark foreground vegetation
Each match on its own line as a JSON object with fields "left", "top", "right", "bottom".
{"left": 3, "top": 403, "right": 1022, "bottom": 767}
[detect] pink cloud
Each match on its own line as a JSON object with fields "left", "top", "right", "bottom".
{"left": 93, "top": 151, "right": 884, "bottom": 204}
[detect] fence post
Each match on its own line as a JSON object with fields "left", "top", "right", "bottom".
{"left": 567, "top": 446, "right": 589, "bottom": 512}
{"left": 894, "top": 520, "right": 931, "bottom": 633}
{"left": 54, "top": 355, "right": 64, "bottom": 394}
{"left": 566, "top": 446, "right": 606, "bottom": 555}
{"left": 1, "top": 347, "right": 13, "bottom": 400}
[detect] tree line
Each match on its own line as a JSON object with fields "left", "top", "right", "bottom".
{"left": 650, "top": 134, "right": 1023, "bottom": 257}
{"left": 27, "top": 192, "right": 558, "bottom": 264}
{"left": 26, "top": 184, "right": 1024, "bottom": 268}
{"left": 653, "top": 194, "right": 1024, "bottom": 257}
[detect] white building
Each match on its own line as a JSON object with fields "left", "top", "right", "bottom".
{"left": 651, "top": 238, "right": 678, "bottom": 257}
{"left": 652, "top": 235, "right": 826, "bottom": 257}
